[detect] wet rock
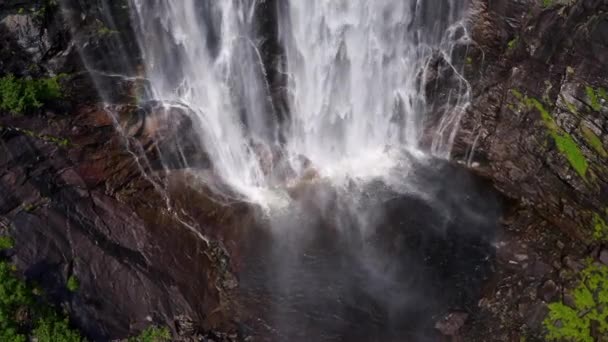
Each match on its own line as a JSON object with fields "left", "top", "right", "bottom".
{"left": 524, "top": 302, "right": 549, "bottom": 332}
{"left": 0, "top": 107, "right": 243, "bottom": 340}
{"left": 530, "top": 260, "right": 552, "bottom": 280}
{"left": 445, "top": 0, "right": 608, "bottom": 243}
{"left": 435, "top": 312, "right": 469, "bottom": 336}
{"left": 539, "top": 280, "right": 559, "bottom": 302}
{"left": 564, "top": 293, "right": 576, "bottom": 309}
{"left": 563, "top": 256, "right": 585, "bottom": 273}
{"left": 599, "top": 249, "right": 608, "bottom": 266}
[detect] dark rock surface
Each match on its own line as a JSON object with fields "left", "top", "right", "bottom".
{"left": 2, "top": 0, "right": 607, "bottom": 341}
{"left": 452, "top": 0, "right": 608, "bottom": 241}
{"left": 423, "top": 0, "right": 608, "bottom": 340}
{"left": 0, "top": 106, "right": 247, "bottom": 340}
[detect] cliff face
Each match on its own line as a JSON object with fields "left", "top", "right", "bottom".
{"left": 437, "top": 0, "right": 608, "bottom": 340}
{"left": 1, "top": 1, "right": 245, "bottom": 340}
{"left": 1, "top": 0, "right": 608, "bottom": 341}
{"left": 455, "top": 0, "right": 608, "bottom": 242}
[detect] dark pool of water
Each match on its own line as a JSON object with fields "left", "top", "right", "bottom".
{"left": 238, "top": 157, "right": 501, "bottom": 342}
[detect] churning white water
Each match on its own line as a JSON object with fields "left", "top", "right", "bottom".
{"left": 127, "top": 0, "right": 470, "bottom": 204}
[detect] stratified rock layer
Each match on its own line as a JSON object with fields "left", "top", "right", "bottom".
{"left": 454, "top": 0, "right": 608, "bottom": 242}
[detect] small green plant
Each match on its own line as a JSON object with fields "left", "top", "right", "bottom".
{"left": 66, "top": 276, "right": 79, "bottom": 292}
{"left": 544, "top": 263, "right": 608, "bottom": 341}
{"left": 0, "top": 74, "right": 63, "bottom": 115}
{"left": 585, "top": 86, "right": 607, "bottom": 112}
{"left": 128, "top": 326, "right": 171, "bottom": 342}
{"left": 507, "top": 36, "right": 520, "bottom": 51}
{"left": 592, "top": 214, "right": 608, "bottom": 241}
{"left": 0, "top": 236, "right": 14, "bottom": 250}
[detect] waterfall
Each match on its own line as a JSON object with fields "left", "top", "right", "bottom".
{"left": 124, "top": 0, "right": 470, "bottom": 205}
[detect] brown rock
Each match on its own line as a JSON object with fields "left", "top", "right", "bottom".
{"left": 599, "top": 249, "right": 608, "bottom": 266}
{"left": 539, "top": 280, "right": 559, "bottom": 302}
{"left": 435, "top": 312, "right": 469, "bottom": 336}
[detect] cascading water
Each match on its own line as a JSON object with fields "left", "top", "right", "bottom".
{"left": 59, "top": 1, "right": 500, "bottom": 340}
{"left": 125, "top": 0, "right": 471, "bottom": 204}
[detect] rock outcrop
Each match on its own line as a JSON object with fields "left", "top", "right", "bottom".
{"left": 2, "top": 0, "right": 607, "bottom": 341}
{"left": 0, "top": 104, "right": 248, "bottom": 340}
{"left": 453, "top": 0, "right": 608, "bottom": 242}
{"left": 424, "top": 0, "right": 608, "bottom": 340}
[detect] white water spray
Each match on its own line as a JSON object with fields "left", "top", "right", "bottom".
{"left": 127, "top": 0, "right": 470, "bottom": 205}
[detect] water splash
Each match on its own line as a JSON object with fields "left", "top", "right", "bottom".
{"left": 124, "top": 0, "right": 470, "bottom": 205}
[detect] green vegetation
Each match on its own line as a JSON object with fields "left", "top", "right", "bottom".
{"left": 0, "top": 126, "right": 71, "bottom": 148}
{"left": 592, "top": 213, "right": 608, "bottom": 241}
{"left": 66, "top": 276, "right": 79, "bottom": 293}
{"left": 0, "top": 260, "right": 84, "bottom": 341}
{"left": 542, "top": 0, "right": 554, "bottom": 7}
{"left": 0, "top": 236, "right": 14, "bottom": 250}
{"left": 511, "top": 89, "right": 589, "bottom": 179}
{"left": 544, "top": 263, "right": 608, "bottom": 341}
{"left": 0, "top": 74, "right": 63, "bottom": 115}
{"left": 33, "top": 315, "right": 82, "bottom": 342}
{"left": 507, "top": 36, "right": 519, "bottom": 51}
{"left": 580, "top": 126, "right": 608, "bottom": 158}
{"left": 0, "top": 236, "right": 172, "bottom": 341}
{"left": 585, "top": 86, "right": 607, "bottom": 112}
{"left": 128, "top": 326, "right": 171, "bottom": 342}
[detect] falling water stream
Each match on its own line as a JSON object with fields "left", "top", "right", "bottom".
{"left": 125, "top": 0, "right": 471, "bottom": 205}
{"left": 67, "top": 1, "right": 499, "bottom": 341}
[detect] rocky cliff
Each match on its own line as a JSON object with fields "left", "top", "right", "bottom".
{"left": 1, "top": 0, "right": 608, "bottom": 341}
{"left": 444, "top": 0, "right": 608, "bottom": 340}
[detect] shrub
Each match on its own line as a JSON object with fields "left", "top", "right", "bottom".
{"left": 33, "top": 315, "right": 83, "bottom": 342}
{"left": 0, "top": 260, "right": 84, "bottom": 341}
{"left": 0, "top": 74, "right": 63, "bottom": 115}
{"left": 129, "top": 326, "right": 172, "bottom": 342}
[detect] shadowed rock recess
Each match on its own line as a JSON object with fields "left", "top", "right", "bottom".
{"left": 1, "top": 0, "right": 607, "bottom": 341}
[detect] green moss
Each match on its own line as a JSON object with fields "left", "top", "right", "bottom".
{"left": 593, "top": 214, "right": 608, "bottom": 241}
{"left": 0, "top": 74, "right": 64, "bottom": 115}
{"left": 512, "top": 89, "right": 589, "bottom": 179}
{"left": 530, "top": 97, "right": 589, "bottom": 178}
{"left": 598, "top": 88, "right": 608, "bottom": 102}
{"left": 0, "top": 237, "right": 14, "bottom": 251}
{"left": 545, "top": 263, "right": 608, "bottom": 341}
{"left": 551, "top": 133, "right": 589, "bottom": 178}
{"left": 542, "top": 0, "right": 554, "bottom": 7}
{"left": 511, "top": 88, "right": 524, "bottom": 101}
{"left": 585, "top": 86, "right": 608, "bottom": 112}
{"left": 66, "top": 276, "right": 79, "bottom": 293}
{"left": 128, "top": 326, "right": 171, "bottom": 342}
{"left": 507, "top": 36, "right": 520, "bottom": 51}
{"left": 0, "top": 126, "right": 71, "bottom": 148}
{"left": 580, "top": 126, "right": 607, "bottom": 158}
